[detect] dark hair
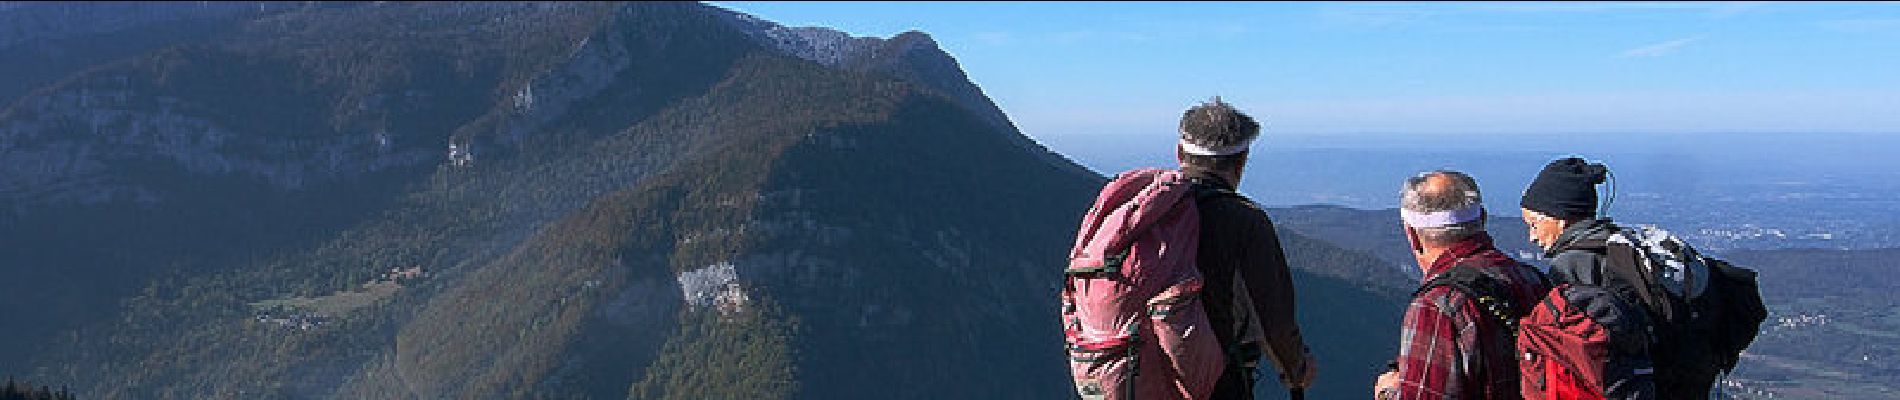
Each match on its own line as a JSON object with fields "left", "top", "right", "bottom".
{"left": 1178, "top": 97, "right": 1260, "bottom": 170}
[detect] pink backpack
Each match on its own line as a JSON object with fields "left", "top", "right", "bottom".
{"left": 1063, "top": 168, "right": 1225, "bottom": 400}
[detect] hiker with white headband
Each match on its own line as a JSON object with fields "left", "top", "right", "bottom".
{"left": 1060, "top": 98, "right": 1313, "bottom": 400}
{"left": 1374, "top": 170, "right": 1550, "bottom": 400}
{"left": 1175, "top": 97, "right": 1318, "bottom": 399}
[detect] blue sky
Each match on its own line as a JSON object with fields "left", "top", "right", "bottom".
{"left": 714, "top": 1, "right": 1900, "bottom": 139}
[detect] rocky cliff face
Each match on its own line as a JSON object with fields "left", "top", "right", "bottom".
{"left": 0, "top": 2, "right": 270, "bottom": 48}
{"left": 0, "top": 2, "right": 303, "bottom": 106}
{"left": 0, "top": 2, "right": 633, "bottom": 209}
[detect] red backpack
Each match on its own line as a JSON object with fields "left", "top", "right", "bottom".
{"left": 1515, "top": 283, "right": 1656, "bottom": 400}
{"left": 1062, "top": 169, "right": 1224, "bottom": 400}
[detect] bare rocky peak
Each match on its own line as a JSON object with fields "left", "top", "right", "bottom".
{"left": 705, "top": 6, "right": 905, "bottom": 68}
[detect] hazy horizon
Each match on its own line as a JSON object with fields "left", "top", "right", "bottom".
{"left": 1039, "top": 131, "right": 1900, "bottom": 179}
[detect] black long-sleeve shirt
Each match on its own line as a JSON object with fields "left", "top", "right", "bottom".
{"left": 1183, "top": 167, "right": 1313, "bottom": 389}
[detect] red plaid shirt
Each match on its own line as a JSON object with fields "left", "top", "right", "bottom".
{"left": 1386, "top": 234, "right": 1548, "bottom": 400}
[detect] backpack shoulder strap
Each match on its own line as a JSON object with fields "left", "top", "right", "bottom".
{"left": 1549, "top": 225, "right": 1674, "bottom": 318}
{"left": 1413, "top": 262, "right": 1519, "bottom": 327}
{"left": 1600, "top": 233, "right": 1679, "bottom": 322}
{"left": 1566, "top": 237, "right": 1610, "bottom": 251}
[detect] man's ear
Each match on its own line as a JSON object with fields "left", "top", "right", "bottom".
{"left": 1405, "top": 226, "right": 1423, "bottom": 254}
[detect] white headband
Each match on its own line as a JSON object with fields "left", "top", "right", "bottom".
{"left": 1178, "top": 135, "right": 1254, "bottom": 156}
{"left": 1401, "top": 203, "right": 1484, "bottom": 228}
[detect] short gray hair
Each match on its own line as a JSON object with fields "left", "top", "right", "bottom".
{"left": 1400, "top": 170, "right": 1486, "bottom": 244}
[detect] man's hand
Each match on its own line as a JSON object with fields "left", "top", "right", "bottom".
{"left": 1373, "top": 369, "right": 1400, "bottom": 400}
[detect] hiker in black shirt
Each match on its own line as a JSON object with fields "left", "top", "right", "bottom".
{"left": 1175, "top": 98, "right": 1317, "bottom": 399}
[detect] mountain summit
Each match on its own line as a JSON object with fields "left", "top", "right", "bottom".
{"left": 2, "top": 3, "right": 1400, "bottom": 399}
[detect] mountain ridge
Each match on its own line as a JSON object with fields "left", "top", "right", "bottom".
{"left": 5, "top": 3, "right": 1406, "bottom": 399}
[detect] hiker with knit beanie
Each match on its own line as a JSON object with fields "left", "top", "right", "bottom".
{"left": 1514, "top": 157, "right": 1766, "bottom": 400}
{"left": 1519, "top": 157, "right": 1616, "bottom": 273}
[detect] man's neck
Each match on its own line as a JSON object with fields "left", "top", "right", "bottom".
{"left": 1211, "top": 170, "right": 1240, "bottom": 186}
{"left": 1180, "top": 165, "right": 1240, "bottom": 189}
{"left": 1416, "top": 234, "right": 1496, "bottom": 278}
{"left": 1414, "top": 246, "right": 1449, "bottom": 278}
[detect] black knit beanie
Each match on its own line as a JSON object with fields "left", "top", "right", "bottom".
{"left": 1521, "top": 157, "right": 1608, "bottom": 220}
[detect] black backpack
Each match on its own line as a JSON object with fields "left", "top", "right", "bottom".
{"left": 1563, "top": 225, "right": 1769, "bottom": 399}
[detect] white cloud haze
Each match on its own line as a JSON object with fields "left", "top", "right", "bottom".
{"left": 1617, "top": 37, "right": 1702, "bottom": 58}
